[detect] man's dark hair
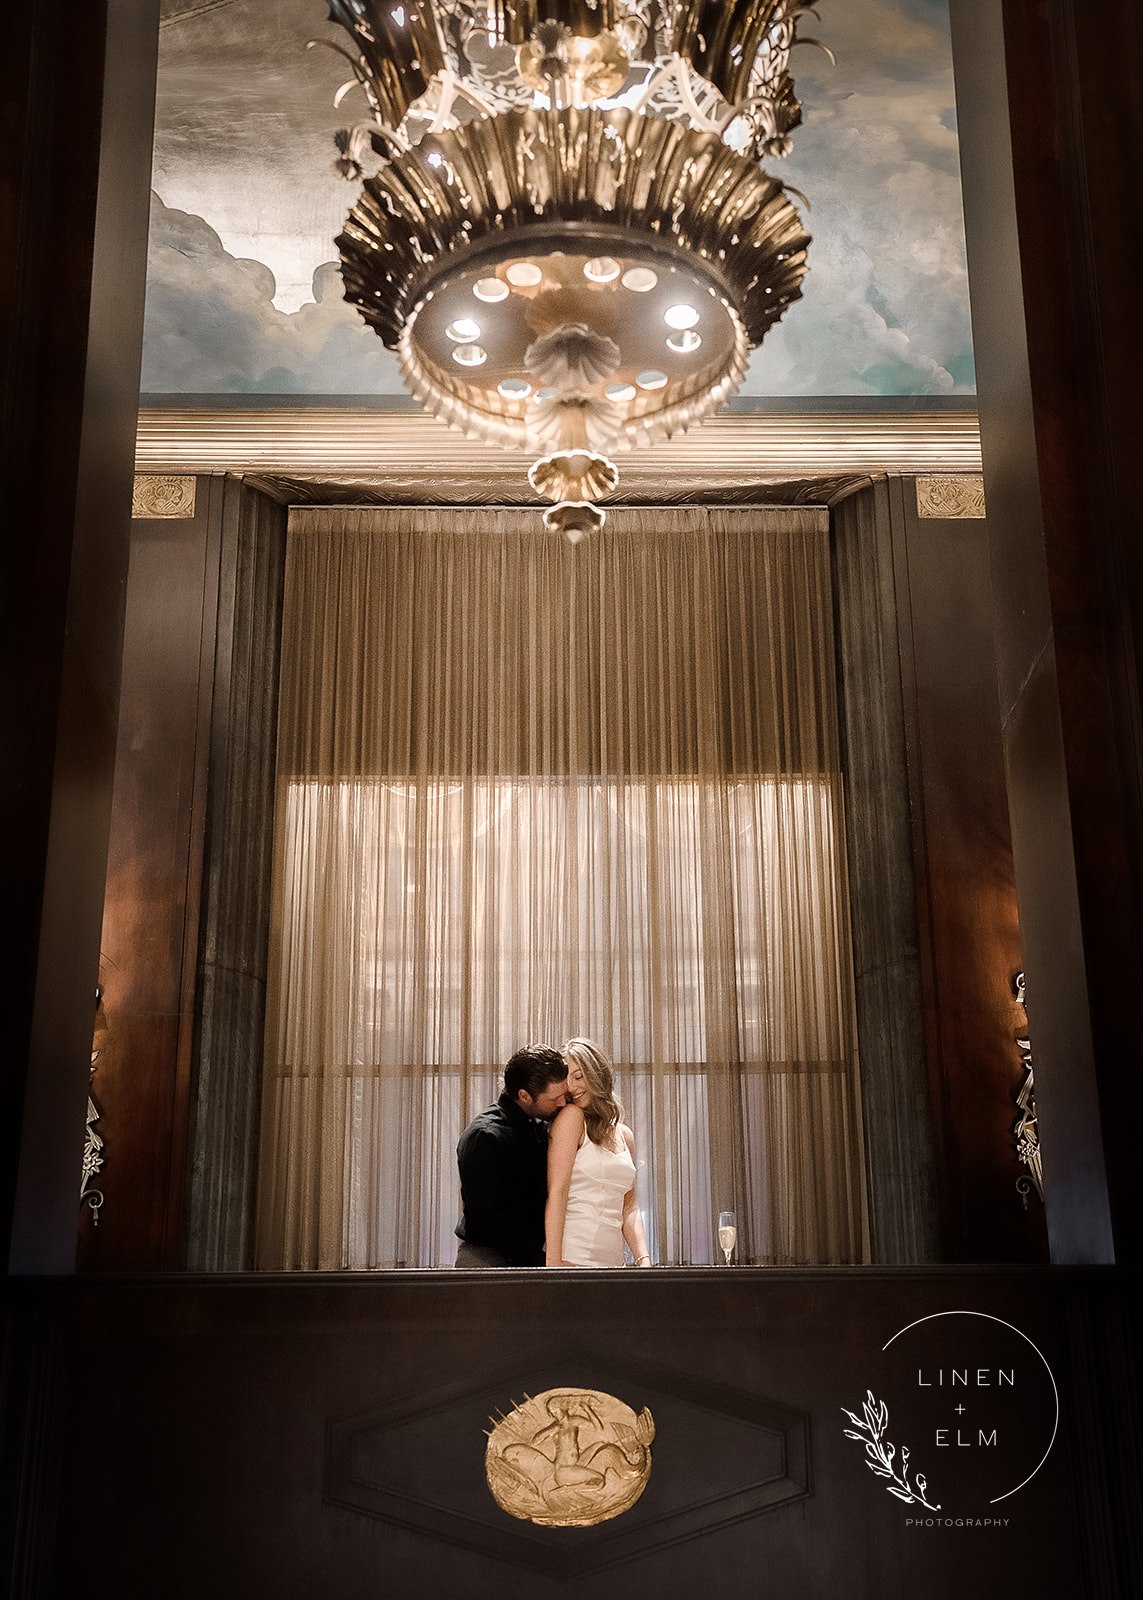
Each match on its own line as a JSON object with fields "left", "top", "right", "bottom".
{"left": 504, "top": 1045, "right": 567, "bottom": 1102}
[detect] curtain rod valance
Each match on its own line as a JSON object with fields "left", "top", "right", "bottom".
{"left": 288, "top": 505, "right": 831, "bottom": 534}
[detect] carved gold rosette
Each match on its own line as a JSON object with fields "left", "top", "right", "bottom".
{"left": 486, "top": 1387, "right": 656, "bottom": 1526}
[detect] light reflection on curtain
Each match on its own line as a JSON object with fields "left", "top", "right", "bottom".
{"left": 256, "top": 507, "right": 868, "bottom": 1268}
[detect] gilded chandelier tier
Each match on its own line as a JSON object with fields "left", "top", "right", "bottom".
{"left": 319, "top": 0, "right": 826, "bottom": 533}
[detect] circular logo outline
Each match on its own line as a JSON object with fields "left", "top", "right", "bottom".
{"left": 881, "top": 1309, "right": 1059, "bottom": 1503}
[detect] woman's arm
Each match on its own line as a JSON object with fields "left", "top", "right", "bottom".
{"left": 620, "top": 1126, "right": 651, "bottom": 1266}
{"left": 545, "top": 1105, "right": 585, "bottom": 1266}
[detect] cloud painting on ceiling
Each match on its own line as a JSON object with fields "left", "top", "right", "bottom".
{"left": 143, "top": 0, "right": 975, "bottom": 398}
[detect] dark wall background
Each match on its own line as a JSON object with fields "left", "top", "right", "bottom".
{"left": 2, "top": 1269, "right": 1138, "bottom": 1599}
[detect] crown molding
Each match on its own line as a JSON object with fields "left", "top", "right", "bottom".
{"left": 135, "top": 406, "right": 981, "bottom": 492}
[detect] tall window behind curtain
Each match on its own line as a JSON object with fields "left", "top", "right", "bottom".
{"left": 256, "top": 506, "right": 868, "bottom": 1268}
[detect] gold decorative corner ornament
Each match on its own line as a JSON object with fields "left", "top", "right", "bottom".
{"left": 486, "top": 1387, "right": 655, "bottom": 1526}
{"left": 132, "top": 475, "right": 197, "bottom": 519}
{"left": 915, "top": 475, "right": 986, "bottom": 519}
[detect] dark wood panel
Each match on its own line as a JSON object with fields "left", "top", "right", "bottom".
{"left": 890, "top": 479, "right": 1047, "bottom": 1264}
{"left": 2, "top": 1270, "right": 1137, "bottom": 1599}
{"left": 81, "top": 481, "right": 220, "bottom": 1271}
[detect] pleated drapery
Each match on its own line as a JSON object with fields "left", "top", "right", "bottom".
{"left": 256, "top": 506, "right": 868, "bottom": 1268}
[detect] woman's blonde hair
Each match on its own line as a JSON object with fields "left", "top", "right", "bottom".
{"left": 563, "top": 1037, "right": 623, "bottom": 1147}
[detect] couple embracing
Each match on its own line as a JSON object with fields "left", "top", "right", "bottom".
{"left": 455, "top": 1041, "right": 652, "bottom": 1269}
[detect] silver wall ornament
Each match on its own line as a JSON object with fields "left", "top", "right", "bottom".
{"left": 81, "top": 985, "right": 106, "bottom": 1225}
{"left": 1012, "top": 971, "right": 1043, "bottom": 1209}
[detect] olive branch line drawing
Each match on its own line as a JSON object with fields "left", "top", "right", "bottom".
{"left": 841, "top": 1391, "right": 941, "bottom": 1510}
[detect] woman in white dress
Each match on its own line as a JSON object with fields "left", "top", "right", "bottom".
{"left": 545, "top": 1038, "right": 652, "bottom": 1268}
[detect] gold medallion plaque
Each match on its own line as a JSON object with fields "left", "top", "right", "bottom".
{"left": 485, "top": 1388, "right": 656, "bottom": 1527}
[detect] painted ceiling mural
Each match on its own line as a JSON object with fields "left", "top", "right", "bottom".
{"left": 143, "top": 0, "right": 975, "bottom": 398}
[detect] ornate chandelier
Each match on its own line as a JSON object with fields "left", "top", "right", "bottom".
{"left": 317, "top": 0, "right": 825, "bottom": 536}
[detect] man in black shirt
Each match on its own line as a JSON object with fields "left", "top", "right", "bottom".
{"left": 455, "top": 1046, "right": 569, "bottom": 1267}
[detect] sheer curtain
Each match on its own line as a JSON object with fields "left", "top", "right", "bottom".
{"left": 255, "top": 506, "right": 868, "bottom": 1268}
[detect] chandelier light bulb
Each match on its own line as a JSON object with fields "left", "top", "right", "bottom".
{"left": 664, "top": 303, "right": 700, "bottom": 330}
{"left": 666, "top": 330, "right": 702, "bottom": 353}
{"left": 445, "top": 318, "right": 481, "bottom": 342}
{"left": 474, "top": 277, "right": 509, "bottom": 303}
{"left": 505, "top": 261, "right": 544, "bottom": 288}
{"left": 583, "top": 256, "right": 622, "bottom": 283}
{"left": 452, "top": 344, "right": 488, "bottom": 366}
{"left": 621, "top": 267, "right": 657, "bottom": 293}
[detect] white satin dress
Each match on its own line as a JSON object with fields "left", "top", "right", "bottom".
{"left": 562, "top": 1134, "right": 637, "bottom": 1267}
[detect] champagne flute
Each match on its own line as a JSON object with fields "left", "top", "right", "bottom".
{"left": 718, "top": 1210, "right": 737, "bottom": 1266}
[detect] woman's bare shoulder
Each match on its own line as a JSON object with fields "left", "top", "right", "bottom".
{"left": 551, "top": 1103, "right": 585, "bottom": 1139}
{"left": 619, "top": 1122, "right": 636, "bottom": 1153}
